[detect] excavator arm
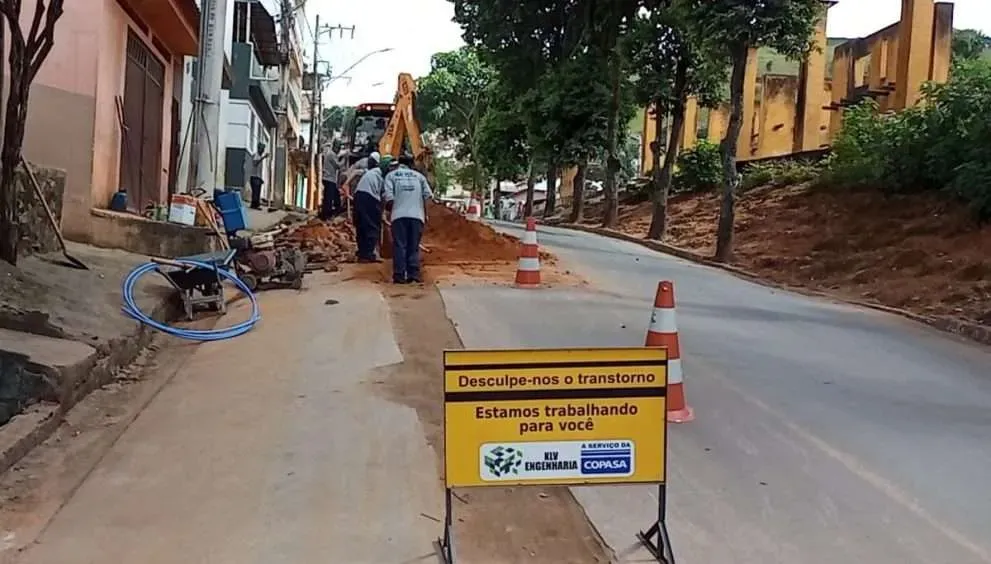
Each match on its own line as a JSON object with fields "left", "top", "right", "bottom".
{"left": 378, "top": 73, "right": 435, "bottom": 186}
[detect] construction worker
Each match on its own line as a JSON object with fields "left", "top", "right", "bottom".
{"left": 352, "top": 153, "right": 388, "bottom": 263}
{"left": 383, "top": 154, "right": 433, "bottom": 284}
{"left": 320, "top": 142, "right": 342, "bottom": 219}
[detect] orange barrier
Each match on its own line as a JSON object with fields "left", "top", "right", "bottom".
{"left": 514, "top": 217, "right": 541, "bottom": 288}
{"left": 645, "top": 281, "right": 694, "bottom": 423}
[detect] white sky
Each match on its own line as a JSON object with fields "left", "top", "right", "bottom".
{"left": 306, "top": 0, "right": 991, "bottom": 107}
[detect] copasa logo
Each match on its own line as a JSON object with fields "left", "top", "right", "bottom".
{"left": 579, "top": 441, "right": 633, "bottom": 476}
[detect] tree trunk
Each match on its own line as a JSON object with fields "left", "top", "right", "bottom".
{"left": 569, "top": 161, "right": 587, "bottom": 223}
{"left": 543, "top": 161, "right": 558, "bottom": 219}
{"left": 601, "top": 54, "right": 622, "bottom": 229}
{"left": 524, "top": 160, "right": 536, "bottom": 218}
{"left": 647, "top": 58, "right": 690, "bottom": 241}
{"left": 0, "top": 42, "right": 29, "bottom": 266}
{"left": 715, "top": 45, "right": 748, "bottom": 263}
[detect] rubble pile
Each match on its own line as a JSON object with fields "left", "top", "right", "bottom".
{"left": 276, "top": 217, "right": 357, "bottom": 269}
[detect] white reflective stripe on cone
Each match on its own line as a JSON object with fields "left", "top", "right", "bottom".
{"left": 523, "top": 231, "right": 538, "bottom": 245}
{"left": 517, "top": 257, "right": 540, "bottom": 271}
{"left": 648, "top": 308, "right": 677, "bottom": 333}
{"left": 667, "top": 358, "right": 683, "bottom": 385}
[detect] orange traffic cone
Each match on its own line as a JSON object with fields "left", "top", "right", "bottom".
{"left": 645, "top": 281, "right": 694, "bottom": 423}
{"left": 515, "top": 217, "right": 541, "bottom": 288}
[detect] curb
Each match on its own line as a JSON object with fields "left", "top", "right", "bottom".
{"left": 551, "top": 222, "right": 991, "bottom": 347}
{"left": 0, "top": 298, "right": 178, "bottom": 475}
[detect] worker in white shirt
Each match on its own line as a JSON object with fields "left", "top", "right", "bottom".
{"left": 352, "top": 154, "right": 390, "bottom": 262}
{"left": 383, "top": 155, "right": 433, "bottom": 284}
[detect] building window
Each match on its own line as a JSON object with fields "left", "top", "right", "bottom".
{"left": 233, "top": 1, "right": 249, "bottom": 43}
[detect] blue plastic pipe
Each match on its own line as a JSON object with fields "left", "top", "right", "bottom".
{"left": 121, "top": 259, "right": 260, "bottom": 341}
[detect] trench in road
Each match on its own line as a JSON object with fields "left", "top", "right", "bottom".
{"left": 369, "top": 284, "right": 611, "bottom": 564}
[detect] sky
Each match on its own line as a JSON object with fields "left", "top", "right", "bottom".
{"left": 306, "top": 0, "right": 991, "bottom": 107}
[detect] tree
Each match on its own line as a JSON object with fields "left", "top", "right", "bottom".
{"left": 476, "top": 82, "right": 529, "bottom": 185}
{"left": 0, "top": 0, "right": 66, "bottom": 265}
{"left": 416, "top": 47, "right": 497, "bottom": 195}
{"left": 453, "top": 0, "right": 596, "bottom": 220}
{"left": 691, "top": 0, "right": 821, "bottom": 262}
{"left": 525, "top": 52, "right": 615, "bottom": 223}
{"left": 625, "top": 1, "right": 726, "bottom": 240}
{"left": 952, "top": 29, "right": 990, "bottom": 63}
{"left": 320, "top": 105, "right": 354, "bottom": 142}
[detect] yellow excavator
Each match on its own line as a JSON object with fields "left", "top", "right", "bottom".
{"left": 340, "top": 73, "right": 434, "bottom": 188}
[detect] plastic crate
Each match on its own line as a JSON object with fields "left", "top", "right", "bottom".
{"left": 215, "top": 190, "right": 247, "bottom": 233}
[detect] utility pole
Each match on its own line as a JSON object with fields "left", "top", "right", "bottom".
{"left": 189, "top": 0, "right": 230, "bottom": 194}
{"left": 308, "top": 21, "right": 354, "bottom": 207}
{"left": 270, "top": 0, "right": 294, "bottom": 210}
{"left": 307, "top": 13, "right": 320, "bottom": 205}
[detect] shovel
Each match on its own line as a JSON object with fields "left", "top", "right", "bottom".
{"left": 20, "top": 156, "right": 89, "bottom": 270}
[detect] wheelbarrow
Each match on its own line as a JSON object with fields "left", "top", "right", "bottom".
{"left": 153, "top": 249, "right": 238, "bottom": 321}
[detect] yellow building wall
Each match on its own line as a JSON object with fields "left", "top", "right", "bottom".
{"left": 757, "top": 76, "right": 799, "bottom": 159}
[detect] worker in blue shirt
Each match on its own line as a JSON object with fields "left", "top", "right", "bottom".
{"left": 383, "top": 155, "right": 433, "bottom": 284}
{"left": 352, "top": 153, "right": 389, "bottom": 262}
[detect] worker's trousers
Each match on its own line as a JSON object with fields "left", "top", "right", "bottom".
{"left": 391, "top": 217, "right": 424, "bottom": 283}
{"left": 354, "top": 191, "right": 382, "bottom": 260}
{"left": 320, "top": 180, "right": 341, "bottom": 219}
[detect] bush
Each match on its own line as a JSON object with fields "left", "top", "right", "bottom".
{"left": 822, "top": 59, "right": 991, "bottom": 220}
{"left": 673, "top": 140, "right": 723, "bottom": 193}
{"left": 741, "top": 160, "right": 824, "bottom": 191}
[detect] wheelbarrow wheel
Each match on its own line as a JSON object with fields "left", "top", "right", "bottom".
{"left": 240, "top": 273, "right": 259, "bottom": 292}
{"left": 291, "top": 276, "right": 303, "bottom": 290}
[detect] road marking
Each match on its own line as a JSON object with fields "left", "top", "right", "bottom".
{"left": 702, "top": 361, "right": 991, "bottom": 563}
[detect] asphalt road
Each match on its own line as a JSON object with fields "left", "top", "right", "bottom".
{"left": 441, "top": 221, "right": 991, "bottom": 564}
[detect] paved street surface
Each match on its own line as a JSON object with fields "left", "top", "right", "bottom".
{"left": 439, "top": 221, "right": 991, "bottom": 563}
{"left": 14, "top": 280, "right": 443, "bottom": 564}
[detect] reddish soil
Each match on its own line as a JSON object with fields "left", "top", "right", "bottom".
{"left": 423, "top": 202, "right": 521, "bottom": 263}
{"left": 581, "top": 185, "right": 991, "bottom": 326}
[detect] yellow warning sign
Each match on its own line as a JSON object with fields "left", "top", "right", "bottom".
{"left": 443, "top": 347, "right": 668, "bottom": 488}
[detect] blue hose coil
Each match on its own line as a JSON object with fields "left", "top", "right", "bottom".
{"left": 122, "top": 260, "right": 260, "bottom": 341}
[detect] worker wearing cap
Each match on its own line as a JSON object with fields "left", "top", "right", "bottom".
{"left": 352, "top": 154, "right": 390, "bottom": 262}
{"left": 383, "top": 155, "right": 433, "bottom": 284}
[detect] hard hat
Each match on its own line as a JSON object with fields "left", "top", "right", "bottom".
{"left": 369, "top": 151, "right": 381, "bottom": 162}
{"left": 379, "top": 155, "right": 393, "bottom": 166}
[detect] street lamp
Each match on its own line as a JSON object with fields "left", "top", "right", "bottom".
{"left": 324, "top": 47, "right": 394, "bottom": 88}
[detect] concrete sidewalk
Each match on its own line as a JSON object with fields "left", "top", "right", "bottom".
{"left": 12, "top": 279, "right": 444, "bottom": 564}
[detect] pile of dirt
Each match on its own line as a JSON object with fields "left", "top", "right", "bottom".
{"left": 423, "top": 202, "right": 520, "bottom": 264}
{"left": 580, "top": 185, "right": 991, "bottom": 326}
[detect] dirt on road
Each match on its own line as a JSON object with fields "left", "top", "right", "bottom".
{"left": 580, "top": 185, "right": 991, "bottom": 327}
{"left": 373, "top": 285, "right": 610, "bottom": 564}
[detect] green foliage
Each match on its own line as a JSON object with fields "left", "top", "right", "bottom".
{"left": 740, "top": 160, "right": 823, "bottom": 191}
{"left": 822, "top": 59, "right": 991, "bottom": 220}
{"left": 476, "top": 82, "right": 530, "bottom": 182}
{"left": 523, "top": 51, "right": 615, "bottom": 166}
{"left": 321, "top": 106, "right": 355, "bottom": 141}
{"left": 623, "top": 0, "right": 727, "bottom": 113}
{"left": 432, "top": 155, "right": 456, "bottom": 196}
{"left": 691, "top": 0, "right": 823, "bottom": 59}
{"left": 416, "top": 47, "right": 497, "bottom": 139}
{"left": 952, "top": 29, "right": 991, "bottom": 63}
{"left": 673, "top": 140, "right": 723, "bottom": 193}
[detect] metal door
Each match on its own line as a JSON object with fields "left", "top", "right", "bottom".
{"left": 120, "top": 31, "right": 165, "bottom": 212}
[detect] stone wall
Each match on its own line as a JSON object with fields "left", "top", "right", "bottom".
{"left": 16, "top": 164, "right": 67, "bottom": 258}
